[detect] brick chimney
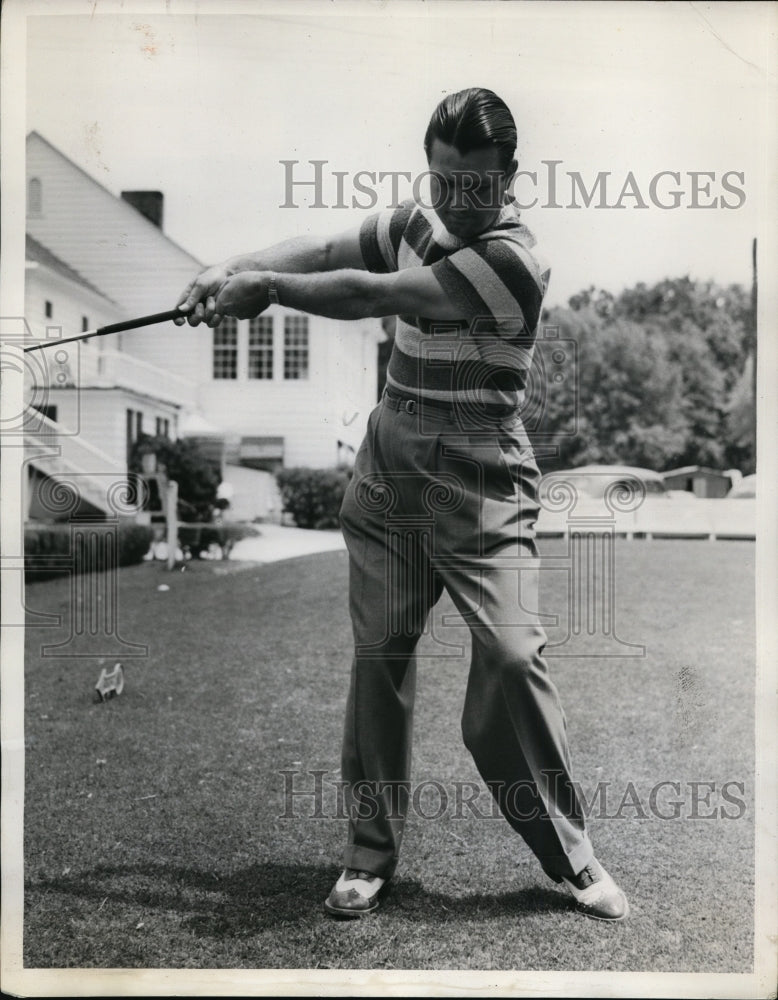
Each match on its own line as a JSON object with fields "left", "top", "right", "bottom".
{"left": 121, "top": 190, "right": 164, "bottom": 229}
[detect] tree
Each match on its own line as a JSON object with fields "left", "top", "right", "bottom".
{"left": 725, "top": 354, "right": 756, "bottom": 474}
{"left": 129, "top": 435, "right": 221, "bottom": 523}
{"left": 532, "top": 307, "right": 688, "bottom": 470}
{"left": 547, "top": 276, "right": 751, "bottom": 472}
{"left": 662, "top": 320, "right": 727, "bottom": 468}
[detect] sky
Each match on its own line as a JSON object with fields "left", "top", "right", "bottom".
{"left": 17, "top": 0, "right": 773, "bottom": 307}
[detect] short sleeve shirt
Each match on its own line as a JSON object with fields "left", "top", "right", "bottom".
{"left": 360, "top": 197, "right": 550, "bottom": 415}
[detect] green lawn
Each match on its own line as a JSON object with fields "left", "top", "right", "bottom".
{"left": 22, "top": 538, "right": 755, "bottom": 972}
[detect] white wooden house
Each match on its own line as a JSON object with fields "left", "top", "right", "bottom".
{"left": 24, "top": 132, "right": 384, "bottom": 521}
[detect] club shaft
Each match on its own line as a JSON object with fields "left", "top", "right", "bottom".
{"left": 23, "top": 308, "right": 183, "bottom": 353}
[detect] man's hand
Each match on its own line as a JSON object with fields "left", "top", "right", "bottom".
{"left": 212, "top": 272, "right": 271, "bottom": 321}
{"left": 173, "top": 227, "right": 368, "bottom": 328}
{"left": 175, "top": 269, "right": 270, "bottom": 327}
{"left": 175, "top": 264, "right": 231, "bottom": 327}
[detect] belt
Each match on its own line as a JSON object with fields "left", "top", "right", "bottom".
{"left": 383, "top": 389, "right": 455, "bottom": 415}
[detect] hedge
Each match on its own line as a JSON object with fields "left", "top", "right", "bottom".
{"left": 177, "top": 521, "right": 260, "bottom": 557}
{"left": 275, "top": 467, "right": 352, "bottom": 530}
{"left": 24, "top": 521, "right": 155, "bottom": 582}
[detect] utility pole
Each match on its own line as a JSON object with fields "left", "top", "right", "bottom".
{"left": 751, "top": 237, "right": 757, "bottom": 466}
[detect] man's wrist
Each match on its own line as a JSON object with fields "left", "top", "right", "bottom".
{"left": 223, "top": 256, "right": 246, "bottom": 278}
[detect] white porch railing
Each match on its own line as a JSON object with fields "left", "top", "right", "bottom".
{"left": 94, "top": 349, "right": 196, "bottom": 407}
{"left": 24, "top": 346, "right": 197, "bottom": 408}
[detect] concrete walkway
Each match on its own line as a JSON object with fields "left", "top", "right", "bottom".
{"left": 229, "top": 523, "right": 346, "bottom": 564}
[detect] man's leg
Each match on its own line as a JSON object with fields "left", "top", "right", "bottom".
{"left": 328, "top": 407, "right": 443, "bottom": 915}
{"left": 433, "top": 424, "right": 628, "bottom": 919}
{"left": 338, "top": 518, "right": 442, "bottom": 880}
{"left": 439, "top": 552, "right": 593, "bottom": 880}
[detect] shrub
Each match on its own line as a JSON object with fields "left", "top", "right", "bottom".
{"left": 25, "top": 521, "right": 155, "bottom": 582}
{"left": 129, "top": 435, "right": 221, "bottom": 523}
{"left": 117, "top": 523, "right": 156, "bottom": 565}
{"left": 275, "top": 467, "right": 352, "bottom": 530}
{"left": 178, "top": 521, "right": 260, "bottom": 558}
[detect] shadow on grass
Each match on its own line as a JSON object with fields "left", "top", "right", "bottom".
{"left": 28, "top": 860, "right": 573, "bottom": 937}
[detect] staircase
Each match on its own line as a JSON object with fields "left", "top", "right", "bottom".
{"left": 24, "top": 413, "right": 141, "bottom": 518}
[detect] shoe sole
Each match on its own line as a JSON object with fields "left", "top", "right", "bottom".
{"left": 323, "top": 897, "right": 380, "bottom": 919}
{"left": 323, "top": 881, "right": 389, "bottom": 919}
{"left": 575, "top": 897, "right": 630, "bottom": 922}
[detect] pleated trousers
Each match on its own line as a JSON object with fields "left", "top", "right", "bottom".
{"left": 338, "top": 395, "right": 593, "bottom": 881}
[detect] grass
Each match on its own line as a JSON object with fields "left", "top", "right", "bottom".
{"left": 22, "top": 538, "right": 755, "bottom": 972}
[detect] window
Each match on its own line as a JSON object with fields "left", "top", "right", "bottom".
{"left": 33, "top": 403, "right": 57, "bottom": 424}
{"left": 248, "top": 316, "right": 274, "bottom": 379}
{"left": 284, "top": 316, "right": 309, "bottom": 380}
{"left": 45, "top": 300, "right": 53, "bottom": 319}
{"left": 126, "top": 408, "right": 144, "bottom": 463}
{"left": 213, "top": 318, "right": 238, "bottom": 379}
{"left": 239, "top": 435, "right": 284, "bottom": 473}
{"left": 155, "top": 417, "right": 170, "bottom": 438}
{"left": 28, "top": 178, "right": 42, "bottom": 215}
{"left": 126, "top": 410, "right": 134, "bottom": 460}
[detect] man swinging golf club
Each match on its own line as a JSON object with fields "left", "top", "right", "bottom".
{"left": 175, "top": 87, "right": 629, "bottom": 922}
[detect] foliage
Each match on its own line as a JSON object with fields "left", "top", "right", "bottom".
{"left": 129, "top": 435, "right": 221, "bottom": 523}
{"left": 725, "top": 353, "right": 756, "bottom": 471}
{"left": 531, "top": 276, "right": 755, "bottom": 474}
{"left": 663, "top": 321, "right": 727, "bottom": 468}
{"left": 177, "top": 521, "right": 260, "bottom": 557}
{"left": 276, "top": 466, "right": 352, "bottom": 529}
{"left": 24, "top": 521, "right": 154, "bottom": 581}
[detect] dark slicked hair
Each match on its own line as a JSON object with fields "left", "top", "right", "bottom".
{"left": 424, "top": 88, "right": 517, "bottom": 170}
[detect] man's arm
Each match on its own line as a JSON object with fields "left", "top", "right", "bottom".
{"left": 211, "top": 266, "right": 464, "bottom": 324}
{"left": 175, "top": 226, "right": 365, "bottom": 326}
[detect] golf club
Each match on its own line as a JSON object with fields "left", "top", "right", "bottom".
{"left": 23, "top": 307, "right": 185, "bottom": 353}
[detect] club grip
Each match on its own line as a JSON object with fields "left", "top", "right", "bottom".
{"left": 96, "top": 308, "right": 184, "bottom": 336}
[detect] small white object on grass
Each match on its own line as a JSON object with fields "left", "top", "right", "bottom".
{"left": 157, "top": 584, "right": 170, "bottom": 592}
{"left": 94, "top": 663, "right": 124, "bottom": 702}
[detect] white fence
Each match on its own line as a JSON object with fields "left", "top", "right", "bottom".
{"left": 535, "top": 497, "right": 755, "bottom": 540}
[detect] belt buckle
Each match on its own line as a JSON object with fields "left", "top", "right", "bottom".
{"left": 404, "top": 399, "right": 416, "bottom": 414}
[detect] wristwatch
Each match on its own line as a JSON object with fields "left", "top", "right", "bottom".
{"left": 268, "top": 274, "right": 280, "bottom": 305}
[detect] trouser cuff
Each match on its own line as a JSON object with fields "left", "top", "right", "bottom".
{"left": 344, "top": 844, "right": 397, "bottom": 880}
{"left": 539, "top": 835, "right": 594, "bottom": 882}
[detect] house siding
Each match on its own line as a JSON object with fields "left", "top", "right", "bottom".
{"left": 197, "top": 313, "right": 381, "bottom": 468}
{"left": 25, "top": 131, "right": 384, "bottom": 484}
{"left": 26, "top": 132, "right": 202, "bottom": 319}
{"left": 47, "top": 388, "right": 179, "bottom": 467}
{"left": 25, "top": 260, "right": 121, "bottom": 344}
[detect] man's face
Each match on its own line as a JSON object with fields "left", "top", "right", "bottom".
{"left": 426, "top": 138, "right": 515, "bottom": 241}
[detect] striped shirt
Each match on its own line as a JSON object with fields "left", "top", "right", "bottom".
{"left": 360, "top": 197, "right": 550, "bottom": 417}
